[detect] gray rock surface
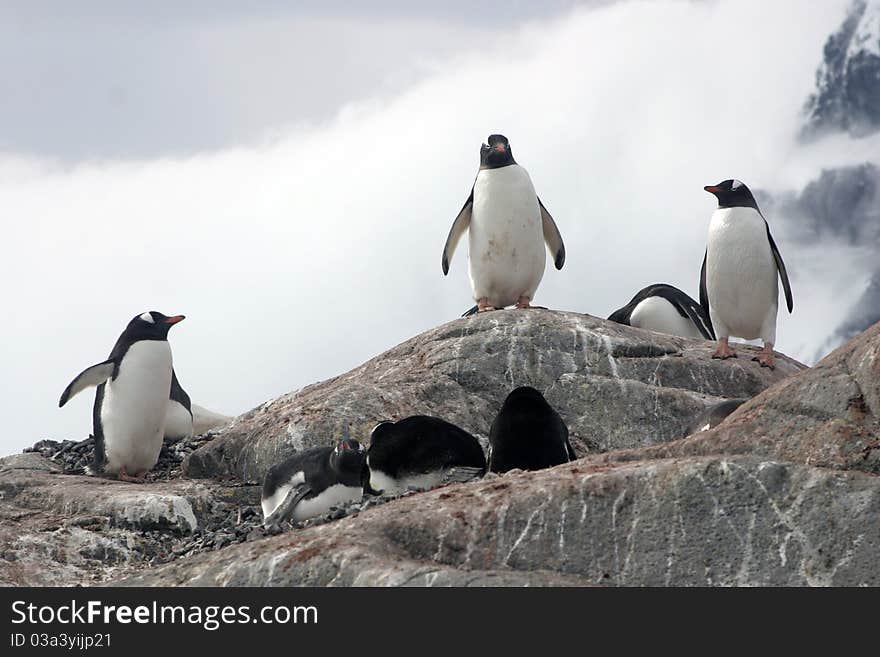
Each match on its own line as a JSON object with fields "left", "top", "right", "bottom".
{"left": 598, "top": 319, "right": 880, "bottom": 474}
{"left": 183, "top": 310, "right": 802, "bottom": 483}
{"left": 121, "top": 455, "right": 880, "bottom": 587}
{"left": 6, "top": 313, "right": 880, "bottom": 588}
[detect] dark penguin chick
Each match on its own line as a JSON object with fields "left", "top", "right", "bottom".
{"left": 682, "top": 398, "right": 748, "bottom": 437}
{"left": 261, "top": 438, "right": 365, "bottom": 528}
{"left": 488, "top": 386, "right": 575, "bottom": 473}
{"left": 608, "top": 283, "right": 715, "bottom": 340}
{"left": 366, "top": 416, "right": 487, "bottom": 495}
{"left": 59, "top": 311, "right": 185, "bottom": 483}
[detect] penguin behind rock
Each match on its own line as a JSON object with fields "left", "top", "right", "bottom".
{"left": 163, "top": 370, "right": 232, "bottom": 440}
{"left": 488, "top": 386, "right": 575, "bottom": 473}
{"left": 701, "top": 179, "right": 793, "bottom": 368}
{"left": 608, "top": 283, "right": 715, "bottom": 340}
{"left": 682, "top": 398, "right": 748, "bottom": 437}
{"left": 261, "top": 438, "right": 366, "bottom": 528}
{"left": 164, "top": 369, "right": 194, "bottom": 440}
{"left": 442, "top": 134, "right": 565, "bottom": 313}
{"left": 366, "top": 416, "right": 487, "bottom": 495}
{"left": 59, "top": 311, "right": 185, "bottom": 482}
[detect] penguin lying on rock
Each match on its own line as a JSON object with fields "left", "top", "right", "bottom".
{"left": 261, "top": 438, "right": 367, "bottom": 529}
{"left": 365, "top": 416, "right": 486, "bottom": 495}
{"left": 59, "top": 311, "right": 185, "bottom": 483}
{"left": 608, "top": 283, "right": 715, "bottom": 340}
{"left": 489, "top": 386, "right": 575, "bottom": 473}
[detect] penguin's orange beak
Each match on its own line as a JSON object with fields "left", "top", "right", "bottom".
{"left": 164, "top": 315, "right": 185, "bottom": 324}
{"left": 704, "top": 185, "right": 722, "bottom": 194}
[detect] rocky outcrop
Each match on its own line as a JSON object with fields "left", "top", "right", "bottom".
{"left": 121, "top": 455, "right": 880, "bottom": 587}
{"left": 598, "top": 319, "right": 880, "bottom": 474}
{"left": 183, "top": 311, "right": 801, "bottom": 483}
{"left": 8, "top": 312, "right": 880, "bottom": 588}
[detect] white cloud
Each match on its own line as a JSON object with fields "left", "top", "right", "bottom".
{"left": 1, "top": 0, "right": 863, "bottom": 455}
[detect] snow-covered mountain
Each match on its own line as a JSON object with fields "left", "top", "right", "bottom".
{"left": 770, "top": 0, "right": 880, "bottom": 358}
{"left": 803, "top": 0, "right": 880, "bottom": 137}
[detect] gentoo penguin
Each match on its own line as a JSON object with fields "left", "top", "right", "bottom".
{"left": 366, "top": 416, "right": 487, "bottom": 495}
{"left": 442, "top": 134, "right": 565, "bottom": 312}
{"left": 682, "top": 398, "right": 748, "bottom": 437}
{"left": 58, "top": 311, "right": 185, "bottom": 482}
{"left": 701, "top": 179, "right": 793, "bottom": 368}
{"left": 261, "top": 439, "right": 366, "bottom": 528}
{"left": 488, "top": 386, "right": 575, "bottom": 473}
{"left": 163, "top": 371, "right": 232, "bottom": 440}
{"left": 163, "top": 370, "right": 194, "bottom": 440}
{"left": 608, "top": 283, "right": 715, "bottom": 340}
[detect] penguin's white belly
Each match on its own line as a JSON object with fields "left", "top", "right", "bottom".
{"left": 629, "top": 297, "right": 704, "bottom": 339}
{"left": 101, "top": 341, "right": 172, "bottom": 474}
{"left": 369, "top": 469, "right": 443, "bottom": 496}
{"left": 706, "top": 208, "right": 778, "bottom": 340}
{"left": 261, "top": 472, "right": 361, "bottom": 522}
{"left": 468, "top": 165, "right": 546, "bottom": 307}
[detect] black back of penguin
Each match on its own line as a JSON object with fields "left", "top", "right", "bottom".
{"left": 368, "top": 416, "right": 486, "bottom": 478}
{"left": 262, "top": 440, "right": 365, "bottom": 503}
{"left": 489, "top": 386, "right": 575, "bottom": 473}
{"left": 261, "top": 439, "right": 366, "bottom": 526}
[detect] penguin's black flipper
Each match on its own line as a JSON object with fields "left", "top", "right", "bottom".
{"left": 538, "top": 198, "right": 565, "bottom": 270}
{"left": 699, "top": 250, "right": 710, "bottom": 318}
{"left": 263, "top": 483, "right": 311, "bottom": 530}
{"left": 442, "top": 187, "right": 473, "bottom": 275}
{"left": 441, "top": 466, "right": 485, "bottom": 485}
{"left": 764, "top": 221, "right": 793, "bottom": 313}
{"left": 59, "top": 359, "right": 117, "bottom": 407}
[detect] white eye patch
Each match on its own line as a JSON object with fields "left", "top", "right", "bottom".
{"left": 139, "top": 312, "right": 155, "bottom": 323}
{"left": 731, "top": 179, "right": 744, "bottom": 190}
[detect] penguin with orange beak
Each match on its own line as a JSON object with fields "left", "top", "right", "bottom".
{"left": 701, "top": 180, "right": 793, "bottom": 368}
{"left": 59, "top": 311, "right": 185, "bottom": 481}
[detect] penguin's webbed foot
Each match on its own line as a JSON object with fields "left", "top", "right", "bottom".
{"left": 117, "top": 467, "right": 147, "bottom": 484}
{"left": 711, "top": 341, "right": 737, "bottom": 360}
{"left": 752, "top": 349, "right": 776, "bottom": 369}
{"left": 477, "top": 298, "right": 498, "bottom": 313}
{"left": 515, "top": 296, "right": 532, "bottom": 309}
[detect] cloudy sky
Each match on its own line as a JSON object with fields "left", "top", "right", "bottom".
{"left": 1, "top": 0, "right": 862, "bottom": 455}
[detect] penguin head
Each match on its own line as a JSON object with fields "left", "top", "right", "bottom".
{"left": 502, "top": 386, "right": 551, "bottom": 411}
{"left": 123, "top": 311, "right": 185, "bottom": 342}
{"left": 330, "top": 438, "right": 366, "bottom": 475}
{"left": 480, "top": 134, "right": 516, "bottom": 169}
{"left": 704, "top": 179, "right": 759, "bottom": 210}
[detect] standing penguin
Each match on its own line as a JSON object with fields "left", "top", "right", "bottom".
{"left": 261, "top": 439, "right": 366, "bottom": 528}
{"left": 608, "top": 283, "right": 715, "bottom": 340}
{"left": 366, "top": 416, "right": 487, "bottom": 495}
{"left": 488, "top": 386, "right": 575, "bottom": 473}
{"left": 58, "top": 311, "right": 185, "bottom": 481}
{"left": 442, "top": 134, "right": 565, "bottom": 312}
{"left": 701, "top": 180, "right": 793, "bottom": 368}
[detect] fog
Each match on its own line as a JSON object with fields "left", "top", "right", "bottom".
{"left": 1, "top": 0, "right": 863, "bottom": 454}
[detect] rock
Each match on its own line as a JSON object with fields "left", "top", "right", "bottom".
{"left": 11, "top": 314, "right": 880, "bottom": 588}
{"left": 0, "top": 453, "right": 63, "bottom": 474}
{"left": 596, "top": 320, "right": 880, "bottom": 474}
{"left": 119, "top": 455, "right": 880, "bottom": 587}
{"left": 183, "top": 311, "right": 802, "bottom": 483}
